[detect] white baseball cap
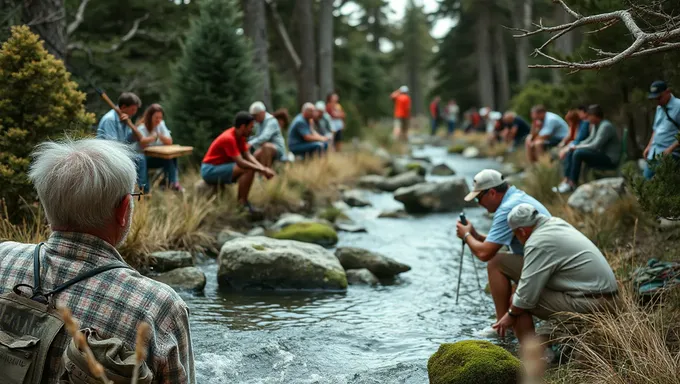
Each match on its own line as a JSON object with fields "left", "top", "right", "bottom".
{"left": 400, "top": 85, "right": 409, "bottom": 93}
{"left": 249, "top": 101, "right": 266, "bottom": 114}
{"left": 315, "top": 101, "right": 326, "bottom": 111}
{"left": 507, "top": 203, "right": 545, "bottom": 230}
{"left": 464, "top": 169, "right": 506, "bottom": 201}
{"left": 479, "top": 107, "right": 490, "bottom": 117}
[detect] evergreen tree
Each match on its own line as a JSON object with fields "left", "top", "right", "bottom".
{"left": 0, "top": 25, "right": 94, "bottom": 220}
{"left": 166, "top": 0, "right": 256, "bottom": 161}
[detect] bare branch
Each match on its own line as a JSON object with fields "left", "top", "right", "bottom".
{"left": 67, "top": 0, "right": 91, "bottom": 36}
{"left": 554, "top": 0, "right": 580, "bottom": 19}
{"left": 67, "top": 41, "right": 94, "bottom": 63}
{"left": 265, "top": 0, "right": 302, "bottom": 71}
{"left": 105, "top": 13, "right": 150, "bottom": 53}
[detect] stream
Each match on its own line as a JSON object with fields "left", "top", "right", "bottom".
{"left": 181, "top": 145, "right": 506, "bottom": 383}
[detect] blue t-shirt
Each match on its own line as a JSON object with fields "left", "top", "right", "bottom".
{"left": 648, "top": 95, "right": 680, "bottom": 159}
{"left": 538, "top": 111, "right": 569, "bottom": 141}
{"left": 287, "top": 114, "right": 312, "bottom": 148}
{"left": 96, "top": 109, "right": 134, "bottom": 144}
{"left": 486, "top": 186, "right": 551, "bottom": 255}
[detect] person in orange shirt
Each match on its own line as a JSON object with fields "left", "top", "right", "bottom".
{"left": 391, "top": 85, "right": 411, "bottom": 141}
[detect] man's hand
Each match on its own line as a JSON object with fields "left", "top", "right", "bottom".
{"left": 643, "top": 146, "right": 651, "bottom": 159}
{"left": 119, "top": 113, "right": 130, "bottom": 122}
{"left": 492, "top": 313, "right": 515, "bottom": 338}
{"left": 261, "top": 168, "right": 276, "bottom": 180}
{"left": 558, "top": 147, "right": 568, "bottom": 160}
{"left": 456, "top": 220, "right": 473, "bottom": 240}
{"left": 663, "top": 146, "right": 677, "bottom": 156}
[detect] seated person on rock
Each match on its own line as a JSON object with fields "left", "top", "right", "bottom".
{"left": 492, "top": 203, "right": 619, "bottom": 344}
{"left": 201, "top": 112, "right": 275, "bottom": 212}
{"left": 455, "top": 169, "right": 550, "bottom": 331}
{"left": 134, "top": 103, "right": 184, "bottom": 192}
{"left": 499, "top": 111, "right": 531, "bottom": 150}
{"left": 288, "top": 102, "right": 330, "bottom": 159}
{"left": 314, "top": 101, "right": 335, "bottom": 143}
{"left": 557, "top": 106, "right": 590, "bottom": 162}
{"left": 525, "top": 105, "right": 569, "bottom": 164}
{"left": 248, "top": 101, "right": 288, "bottom": 167}
{"left": 553, "top": 104, "right": 621, "bottom": 194}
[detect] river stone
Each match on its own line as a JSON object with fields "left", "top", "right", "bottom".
{"left": 153, "top": 267, "right": 206, "bottom": 292}
{"left": 215, "top": 229, "right": 245, "bottom": 249}
{"left": 410, "top": 154, "right": 432, "bottom": 164}
{"left": 462, "top": 146, "right": 481, "bottom": 158}
{"left": 270, "top": 213, "right": 333, "bottom": 231}
{"left": 428, "top": 340, "right": 521, "bottom": 384}
{"left": 378, "top": 209, "right": 409, "bottom": 219}
{"left": 343, "top": 189, "right": 371, "bottom": 207}
{"left": 391, "top": 158, "right": 428, "bottom": 177}
{"left": 335, "top": 220, "right": 368, "bottom": 233}
{"left": 358, "top": 175, "right": 387, "bottom": 190}
{"left": 149, "top": 251, "right": 193, "bottom": 272}
{"left": 247, "top": 227, "right": 266, "bottom": 236}
{"left": 567, "top": 177, "right": 626, "bottom": 214}
{"left": 431, "top": 163, "right": 456, "bottom": 176}
{"left": 335, "top": 247, "right": 411, "bottom": 278}
{"left": 393, "top": 178, "right": 475, "bottom": 214}
{"left": 346, "top": 269, "right": 379, "bottom": 286}
{"left": 218, "top": 236, "right": 347, "bottom": 291}
{"left": 374, "top": 147, "right": 393, "bottom": 166}
{"left": 270, "top": 222, "right": 338, "bottom": 247}
{"left": 377, "top": 171, "right": 425, "bottom": 192}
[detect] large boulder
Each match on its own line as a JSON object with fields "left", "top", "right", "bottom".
{"left": 427, "top": 340, "right": 521, "bottom": 384}
{"left": 335, "top": 247, "right": 411, "bottom": 278}
{"left": 393, "top": 178, "right": 475, "bottom": 214}
{"left": 270, "top": 222, "right": 338, "bottom": 247}
{"left": 357, "top": 175, "right": 387, "bottom": 190}
{"left": 567, "top": 177, "right": 626, "bottom": 214}
{"left": 149, "top": 251, "right": 193, "bottom": 272}
{"left": 343, "top": 189, "right": 371, "bottom": 207}
{"left": 377, "top": 171, "right": 425, "bottom": 192}
{"left": 218, "top": 237, "right": 347, "bottom": 290}
{"left": 346, "top": 269, "right": 379, "bottom": 286}
{"left": 431, "top": 163, "right": 456, "bottom": 176}
{"left": 152, "top": 267, "right": 206, "bottom": 292}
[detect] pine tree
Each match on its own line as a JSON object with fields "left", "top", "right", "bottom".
{"left": 166, "top": 0, "right": 257, "bottom": 161}
{"left": 0, "top": 25, "right": 95, "bottom": 221}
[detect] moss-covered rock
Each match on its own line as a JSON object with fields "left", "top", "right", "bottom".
{"left": 271, "top": 222, "right": 338, "bottom": 247}
{"left": 427, "top": 340, "right": 521, "bottom": 384}
{"left": 406, "top": 162, "right": 427, "bottom": 176}
{"left": 317, "top": 206, "right": 349, "bottom": 223}
{"left": 447, "top": 144, "right": 466, "bottom": 154}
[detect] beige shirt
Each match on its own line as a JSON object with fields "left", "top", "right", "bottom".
{"left": 512, "top": 217, "right": 618, "bottom": 309}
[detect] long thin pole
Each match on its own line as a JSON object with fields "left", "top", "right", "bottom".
{"left": 455, "top": 212, "right": 468, "bottom": 305}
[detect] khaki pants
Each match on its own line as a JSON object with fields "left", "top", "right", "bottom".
{"left": 393, "top": 118, "right": 410, "bottom": 138}
{"left": 497, "top": 252, "right": 617, "bottom": 320}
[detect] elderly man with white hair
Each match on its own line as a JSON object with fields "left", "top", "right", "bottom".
{"left": 491, "top": 203, "right": 619, "bottom": 343}
{"left": 287, "top": 102, "right": 330, "bottom": 159}
{"left": 0, "top": 139, "right": 195, "bottom": 383}
{"left": 248, "top": 101, "right": 287, "bottom": 166}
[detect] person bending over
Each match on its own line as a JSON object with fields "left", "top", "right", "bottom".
{"left": 248, "top": 101, "right": 288, "bottom": 167}
{"left": 288, "top": 103, "right": 330, "bottom": 159}
{"left": 525, "top": 105, "right": 569, "bottom": 164}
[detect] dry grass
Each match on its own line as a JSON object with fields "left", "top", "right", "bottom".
{"left": 0, "top": 201, "right": 50, "bottom": 243}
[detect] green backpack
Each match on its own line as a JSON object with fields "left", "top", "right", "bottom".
{"left": 0, "top": 243, "right": 129, "bottom": 384}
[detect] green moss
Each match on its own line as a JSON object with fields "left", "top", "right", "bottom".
{"left": 324, "top": 268, "right": 348, "bottom": 290}
{"left": 448, "top": 144, "right": 466, "bottom": 154}
{"left": 484, "top": 283, "right": 491, "bottom": 295}
{"left": 317, "top": 207, "right": 349, "bottom": 223}
{"left": 427, "top": 340, "right": 521, "bottom": 384}
{"left": 251, "top": 244, "right": 266, "bottom": 251}
{"left": 271, "top": 223, "right": 339, "bottom": 247}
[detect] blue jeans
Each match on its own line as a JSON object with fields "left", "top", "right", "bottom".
{"left": 431, "top": 118, "right": 442, "bottom": 135}
{"left": 563, "top": 148, "right": 615, "bottom": 184}
{"left": 447, "top": 120, "right": 456, "bottom": 135}
{"left": 201, "top": 162, "right": 236, "bottom": 185}
{"left": 644, "top": 155, "right": 680, "bottom": 179}
{"left": 136, "top": 155, "right": 178, "bottom": 192}
{"left": 289, "top": 141, "right": 328, "bottom": 159}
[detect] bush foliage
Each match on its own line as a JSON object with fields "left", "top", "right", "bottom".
{"left": 0, "top": 26, "right": 94, "bottom": 220}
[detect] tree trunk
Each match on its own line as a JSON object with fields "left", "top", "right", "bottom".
{"left": 318, "top": 0, "right": 334, "bottom": 99}
{"left": 23, "top": 0, "right": 66, "bottom": 60}
{"left": 511, "top": 0, "right": 532, "bottom": 86}
{"left": 551, "top": 5, "right": 575, "bottom": 84}
{"left": 296, "top": 0, "right": 317, "bottom": 106}
{"left": 242, "top": 0, "right": 272, "bottom": 109}
{"left": 493, "top": 25, "right": 510, "bottom": 111}
{"left": 476, "top": 5, "right": 494, "bottom": 109}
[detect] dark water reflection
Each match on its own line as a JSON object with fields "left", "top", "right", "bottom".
{"left": 182, "top": 147, "right": 507, "bottom": 383}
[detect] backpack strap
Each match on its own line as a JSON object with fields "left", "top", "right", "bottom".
{"left": 662, "top": 106, "right": 680, "bottom": 130}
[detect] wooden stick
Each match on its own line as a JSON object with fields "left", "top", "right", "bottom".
{"left": 131, "top": 322, "right": 151, "bottom": 384}
{"left": 58, "top": 307, "right": 112, "bottom": 384}
{"left": 95, "top": 88, "right": 144, "bottom": 141}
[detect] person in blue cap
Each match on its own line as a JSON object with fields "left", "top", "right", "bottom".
{"left": 643, "top": 80, "right": 680, "bottom": 179}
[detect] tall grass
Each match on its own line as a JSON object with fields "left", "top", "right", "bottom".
{"left": 0, "top": 200, "right": 50, "bottom": 243}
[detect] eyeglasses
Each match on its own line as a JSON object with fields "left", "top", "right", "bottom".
{"left": 474, "top": 189, "right": 489, "bottom": 203}
{"left": 123, "top": 185, "right": 145, "bottom": 203}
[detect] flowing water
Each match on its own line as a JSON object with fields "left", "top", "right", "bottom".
{"left": 182, "top": 146, "right": 507, "bottom": 383}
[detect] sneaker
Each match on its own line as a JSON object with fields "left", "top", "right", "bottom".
{"left": 552, "top": 181, "right": 568, "bottom": 193}
{"left": 556, "top": 183, "right": 574, "bottom": 194}
{"left": 171, "top": 183, "right": 185, "bottom": 193}
{"left": 243, "top": 201, "right": 262, "bottom": 215}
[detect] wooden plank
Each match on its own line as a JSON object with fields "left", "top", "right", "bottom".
{"left": 144, "top": 145, "right": 194, "bottom": 160}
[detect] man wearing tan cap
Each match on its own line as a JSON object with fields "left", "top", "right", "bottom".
{"left": 491, "top": 204, "right": 618, "bottom": 343}
{"left": 456, "top": 169, "right": 550, "bottom": 325}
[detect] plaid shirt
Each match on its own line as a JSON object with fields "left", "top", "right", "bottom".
{"left": 0, "top": 232, "right": 195, "bottom": 383}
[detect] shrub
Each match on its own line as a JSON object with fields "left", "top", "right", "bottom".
{"left": 625, "top": 155, "right": 680, "bottom": 219}
{"left": 509, "top": 80, "right": 580, "bottom": 118}
{"left": 0, "top": 25, "right": 95, "bottom": 220}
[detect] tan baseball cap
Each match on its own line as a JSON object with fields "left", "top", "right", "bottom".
{"left": 464, "top": 169, "right": 505, "bottom": 201}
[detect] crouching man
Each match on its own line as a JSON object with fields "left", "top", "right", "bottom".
{"left": 492, "top": 203, "right": 619, "bottom": 343}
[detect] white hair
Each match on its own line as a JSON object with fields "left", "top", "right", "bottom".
{"left": 302, "top": 102, "right": 315, "bottom": 112}
{"left": 507, "top": 203, "right": 545, "bottom": 230}
{"left": 28, "top": 138, "right": 137, "bottom": 231}
{"left": 315, "top": 101, "right": 326, "bottom": 111}
{"left": 249, "top": 101, "right": 266, "bottom": 115}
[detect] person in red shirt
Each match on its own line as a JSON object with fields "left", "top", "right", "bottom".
{"left": 201, "top": 111, "right": 275, "bottom": 211}
{"left": 391, "top": 86, "right": 412, "bottom": 141}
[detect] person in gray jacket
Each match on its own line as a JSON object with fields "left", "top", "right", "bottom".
{"left": 554, "top": 104, "right": 621, "bottom": 193}
{"left": 249, "top": 101, "right": 288, "bottom": 166}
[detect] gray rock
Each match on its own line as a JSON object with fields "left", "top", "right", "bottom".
{"left": 153, "top": 267, "right": 206, "bottom": 292}
{"left": 357, "top": 175, "right": 387, "bottom": 190}
{"left": 391, "top": 158, "right": 428, "bottom": 176}
{"left": 658, "top": 218, "right": 680, "bottom": 231}
{"left": 335, "top": 220, "right": 368, "bottom": 233}
{"left": 462, "top": 147, "right": 480, "bottom": 158}
{"left": 194, "top": 179, "right": 217, "bottom": 197}
{"left": 215, "top": 229, "right": 245, "bottom": 249}
{"left": 378, "top": 209, "right": 409, "bottom": 219}
{"left": 374, "top": 147, "right": 393, "bottom": 166}
{"left": 567, "top": 177, "right": 626, "bottom": 214}
{"left": 430, "top": 163, "right": 456, "bottom": 176}
{"left": 335, "top": 247, "right": 411, "bottom": 278}
{"left": 393, "top": 178, "right": 476, "bottom": 214}
{"left": 409, "top": 155, "right": 432, "bottom": 164}
{"left": 343, "top": 189, "right": 371, "bottom": 207}
{"left": 218, "top": 236, "right": 347, "bottom": 291}
{"left": 247, "top": 227, "right": 266, "bottom": 236}
{"left": 270, "top": 213, "right": 332, "bottom": 231}
{"left": 377, "top": 171, "right": 425, "bottom": 192}
{"left": 346, "top": 269, "right": 379, "bottom": 286}
{"left": 149, "top": 251, "right": 193, "bottom": 272}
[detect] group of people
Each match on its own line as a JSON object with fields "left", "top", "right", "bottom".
{"left": 429, "top": 96, "right": 461, "bottom": 136}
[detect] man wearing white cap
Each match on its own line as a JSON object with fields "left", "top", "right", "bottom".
{"left": 391, "top": 86, "right": 412, "bottom": 140}
{"left": 248, "top": 101, "right": 287, "bottom": 166}
{"left": 456, "top": 169, "right": 550, "bottom": 323}
{"left": 491, "top": 203, "right": 618, "bottom": 342}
